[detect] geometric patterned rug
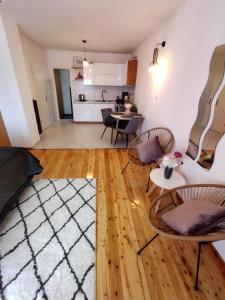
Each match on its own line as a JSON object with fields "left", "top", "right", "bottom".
{"left": 0, "top": 178, "right": 96, "bottom": 300}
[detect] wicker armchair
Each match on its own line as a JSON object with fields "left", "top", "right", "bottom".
{"left": 137, "top": 184, "right": 225, "bottom": 289}
{"left": 121, "top": 127, "right": 175, "bottom": 191}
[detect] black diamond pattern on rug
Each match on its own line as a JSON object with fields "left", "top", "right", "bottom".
{"left": 0, "top": 178, "right": 96, "bottom": 300}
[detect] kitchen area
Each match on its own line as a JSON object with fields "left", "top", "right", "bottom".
{"left": 34, "top": 57, "right": 138, "bottom": 149}
{"left": 71, "top": 59, "right": 137, "bottom": 122}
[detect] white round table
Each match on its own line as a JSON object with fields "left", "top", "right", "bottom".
{"left": 147, "top": 168, "right": 186, "bottom": 196}
{"left": 111, "top": 112, "right": 143, "bottom": 122}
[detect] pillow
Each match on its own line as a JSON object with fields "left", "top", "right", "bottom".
{"left": 136, "top": 136, "right": 164, "bottom": 164}
{"left": 161, "top": 199, "right": 225, "bottom": 235}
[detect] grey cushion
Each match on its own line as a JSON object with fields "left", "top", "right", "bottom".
{"left": 161, "top": 199, "right": 225, "bottom": 235}
{"left": 136, "top": 136, "right": 164, "bottom": 164}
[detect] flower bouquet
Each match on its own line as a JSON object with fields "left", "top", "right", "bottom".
{"left": 124, "top": 102, "right": 132, "bottom": 116}
{"left": 160, "top": 151, "right": 183, "bottom": 179}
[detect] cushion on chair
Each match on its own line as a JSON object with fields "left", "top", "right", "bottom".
{"left": 161, "top": 199, "right": 225, "bottom": 235}
{"left": 136, "top": 136, "right": 164, "bottom": 164}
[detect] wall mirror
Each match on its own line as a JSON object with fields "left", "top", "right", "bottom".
{"left": 186, "top": 44, "right": 225, "bottom": 169}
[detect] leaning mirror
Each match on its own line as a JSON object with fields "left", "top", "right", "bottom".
{"left": 186, "top": 44, "right": 225, "bottom": 169}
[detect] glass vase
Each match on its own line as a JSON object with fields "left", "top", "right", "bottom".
{"left": 164, "top": 166, "right": 173, "bottom": 179}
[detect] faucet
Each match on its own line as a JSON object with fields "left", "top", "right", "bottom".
{"left": 101, "top": 89, "right": 107, "bottom": 102}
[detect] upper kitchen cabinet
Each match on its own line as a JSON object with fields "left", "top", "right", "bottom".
{"left": 124, "top": 60, "right": 138, "bottom": 86}
{"left": 94, "top": 63, "right": 124, "bottom": 86}
{"left": 94, "top": 63, "right": 116, "bottom": 75}
{"left": 94, "top": 63, "right": 116, "bottom": 86}
{"left": 115, "top": 64, "right": 124, "bottom": 86}
{"left": 94, "top": 74, "right": 115, "bottom": 86}
{"left": 83, "top": 61, "right": 137, "bottom": 86}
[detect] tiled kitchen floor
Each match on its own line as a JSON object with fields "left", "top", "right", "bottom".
{"left": 34, "top": 120, "right": 126, "bottom": 149}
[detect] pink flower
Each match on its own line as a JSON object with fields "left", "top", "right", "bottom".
{"left": 174, "top": 151, "right": 182, "bottom": 158}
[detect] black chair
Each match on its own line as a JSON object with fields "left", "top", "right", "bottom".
{"left": 101, "top": 108, "right": 117, "bottom": 144}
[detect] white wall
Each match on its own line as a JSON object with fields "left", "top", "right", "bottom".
{"left": 46, "top": 50, "right": 132, "bottom": 119}
{"left": 46, "top": 50, "right": 132, "bottom": 68}
{"left": 0, "top": 11, "right": 39, "bottom": 147}
{"left": 20, "top": 33, "right": 52, "bottom": 129}
{"left": 134, "top": 0, "right": 225, "bottom": 259}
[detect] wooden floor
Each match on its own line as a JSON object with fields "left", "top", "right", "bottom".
{"left": 31, "top": 149, "right": 225, "bottom": 300}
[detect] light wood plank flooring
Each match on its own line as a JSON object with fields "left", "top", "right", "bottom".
{"left": 31, "top": 149, "right": 225, "bottom": 300}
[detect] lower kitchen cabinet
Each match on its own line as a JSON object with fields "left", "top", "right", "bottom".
{"left": 73, "top": 102, "right": 115, "bottom": 122}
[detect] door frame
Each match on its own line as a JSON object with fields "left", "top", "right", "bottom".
{"left": 52, "top": 68, "right": 73, "bottom": 120}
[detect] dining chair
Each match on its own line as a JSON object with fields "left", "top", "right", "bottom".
{"left": 137, "top": 184, "right": 225, "bottom": 290}
{"left": 101, "top": 108, "right": 117, "bottom": 144}
{"left": 121, "top": 127, "right": 174, "bottom": 192}
{"left": 114, "top": 116, "right": 144, "bottom": 148}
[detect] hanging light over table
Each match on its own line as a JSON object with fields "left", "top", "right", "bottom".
{"left": 82, "top": 40, "right": 88, "bottom": 67}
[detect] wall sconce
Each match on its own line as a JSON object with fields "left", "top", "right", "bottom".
{"left": 148, "top": 41, "right": 166, "bottom": 73}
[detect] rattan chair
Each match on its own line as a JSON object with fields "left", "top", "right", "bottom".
{"left": 137, "top": 184, "right": 225, "bottom": 289}
{"left": 121, "top": 127, "right": 175, "bottom": 191}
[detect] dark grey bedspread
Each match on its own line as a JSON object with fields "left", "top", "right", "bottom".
{"left": 0, "top": 147, "right": 43, "bottom": 219}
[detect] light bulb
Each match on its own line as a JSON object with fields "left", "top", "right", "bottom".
{"left": 83, "top": 58, "right": 88, "bottom": 67}
{"left": 148, "top": 62, "right": 158, "bottom": 73}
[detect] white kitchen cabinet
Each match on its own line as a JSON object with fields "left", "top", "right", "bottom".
{"left": 83, "top": 63, "right": 95, "bottom": 85}
{"left": 73, "top": 103, "right": 90, "bottom": 121}
{"left": 94, "top": 63, "right": 116, "bottom": 75}
{"left": 94, "top": 74, "right": 115, "bottom": 86}
{"left": 90, "top": 104, "right": 102, "bottom": 121}
{"left": 115, "top": 64, "right": 124, "bottom": 86}
{"left": 123, "top": 61, "right": 128, "bottom": 85}
{"left": 83, "top": 62, "right": 126, "bottom": 86}
{"left": 73, "top": 102, "right": 115, "bottom": 122}
{"left": 94, "top": 63, "right": 116, "bottom": 86}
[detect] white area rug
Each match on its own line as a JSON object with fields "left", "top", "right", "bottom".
{"left": 0, "top": 178, "right": 96, "bottom": 300}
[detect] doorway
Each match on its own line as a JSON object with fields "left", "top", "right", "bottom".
{"left": 54, "top": 69, "right": 73, "bottom": 119}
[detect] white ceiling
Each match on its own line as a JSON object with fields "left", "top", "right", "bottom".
{"left": 1, "top": 0, "right": 185, "bottom": 53}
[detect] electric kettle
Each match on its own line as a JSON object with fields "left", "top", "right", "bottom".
{"left": 78, "top": 94, "right": 86, "bottom": 101}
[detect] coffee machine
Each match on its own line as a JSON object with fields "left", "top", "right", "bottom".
{"left": 122, "top": 92, "right": 129, "bottom": 102}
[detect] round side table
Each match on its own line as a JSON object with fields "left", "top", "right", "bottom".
{"left": 147, "top": 168, "right": 186, "bottom": 196}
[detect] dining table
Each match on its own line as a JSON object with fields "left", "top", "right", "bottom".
{"left": 111, "top": 111, "right": 143, "bottom": 130}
